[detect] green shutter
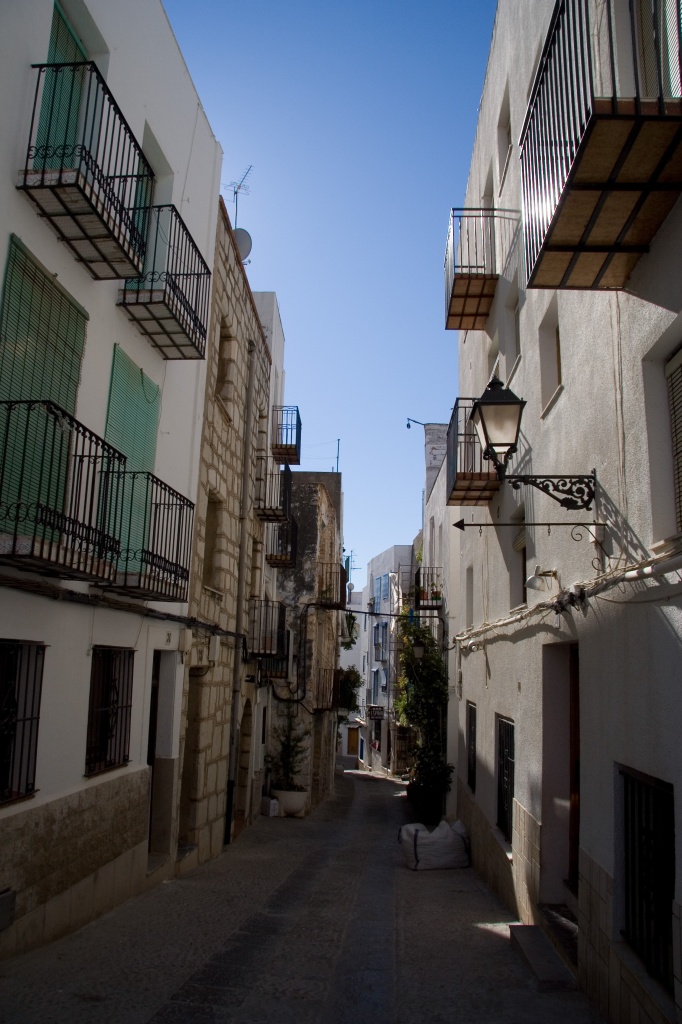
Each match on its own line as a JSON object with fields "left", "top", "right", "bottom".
{"left": 36, "top": 5, "right": 87, "bottom": 171}
{"left": 0, "top": 237, "right": 87, "bottom": 409}
{"left": 105, "top": 346, "right": 160, "bottom": 565}
{"left": 0, "top": 237, "right": 87, "bottom": 526}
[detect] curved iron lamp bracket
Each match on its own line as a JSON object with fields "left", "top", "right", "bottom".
{"left": 507, "top": 472, "right": 596, "bottom": 511}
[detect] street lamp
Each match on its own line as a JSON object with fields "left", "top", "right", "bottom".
{"left": 469, "top": 376, "right": 596, "bottom": 511}
{"left": 412, "top": 638, "right": 425, "bottom": 661}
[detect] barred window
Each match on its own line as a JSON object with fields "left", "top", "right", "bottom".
{"left": 666, "top": 349, "right": 682, "bottom": 531}
{"left": 621, "top": 766, "right": 675, "bottom": 992}
{"left": 85, "top": 647, "right": 134, "bottom": 775}
{"left": 467, "top": 701, "right": 477, "bottom": 793}
{"left": 0, "top": 640, "right": 45, "bottom": 804}
{"left": 497, "top": 716, "right": 515, "bottom": 842}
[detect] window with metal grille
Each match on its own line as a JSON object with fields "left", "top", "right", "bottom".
{"left": 467, "top": 701, "right": 477, "bottom": 793}
{"left": 497, "top": 716, "right": 515, "bottom": 841}
{"left": 85, "top": 647, "right": 134, "bottom": 775}
{"left": 0, "top": 640, "right": 45, "bottom": 803}
{"left": 621, "top": 766, "right": 675, "bottom": 992}
{"left": 666, "top": 349, "right": 682, "bottom": 531}
{"left": 382, "top": 573, "right": 389, "bottom": 601}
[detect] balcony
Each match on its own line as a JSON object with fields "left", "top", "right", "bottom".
{"left": 520, "top": 0, "right": 682, "bottom": 290}
{"left": 118, "top": 206, "right": 210, "bottom": 359}
{"left": 446, "top": 398, "right": 501, "bottom": 505}
{"left": 0, "top": 400, "right": 125, "bottom": 582}
{"left": 248, "top": 599, "right": 287, "bottom": 658}
{"left": 271, "top": 406, "right": 302, "bottom": 464}
{"left": 260, "top": 630, "right": 291, "bottom": 681}
{"left": 265, "top": 517, "right": 298, "bottom": 568}
{"left": 108, "top": 473, "right": 193, "bottom": 601}
{"left": 444, "top": 208, "right": 498, "bottom": 331}
{"left": 17, "top": 63, "right": 154, "bottom": 280}
{"left": 254, "top": 457, "right": 291, "bottom": 522}
{"left": 317, "top": 563, "right": 347, "bottom": 609}
{"left": 415, "top": 567, "right": 444, "bottom": 611}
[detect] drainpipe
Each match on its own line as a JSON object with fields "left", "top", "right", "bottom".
{"left": 622, "top": 551, "right": 682, "bottom": 581}
{"left": 225, "top": 338, "right": 257, "bottom": 844}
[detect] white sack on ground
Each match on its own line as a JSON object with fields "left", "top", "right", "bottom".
{"left": 398, "top": 819, "right": 471, "bottom": 871}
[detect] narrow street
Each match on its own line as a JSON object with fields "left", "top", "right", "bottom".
{"left": 0, "top": 773, "right": 603, "bottom": 1024}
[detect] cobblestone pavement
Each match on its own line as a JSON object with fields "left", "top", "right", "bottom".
{"left": 0, "top": 772, "right": 604, "bottom": 1023}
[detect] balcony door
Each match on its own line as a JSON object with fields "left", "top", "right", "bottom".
{"left": 104, "top": 345, "right": 160, "bottom": 573}
{"left": 36, "top": 4, "right": 87, "bottom": 172}
{"left": 635, "top": 0, "right": 682, "bottom": 99}
{"left": 0, "top": 237, "right": 86, "bottom": 534}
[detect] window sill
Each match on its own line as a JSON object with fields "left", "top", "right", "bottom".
{"left": 540, "top": 383, "right": 563, "bottom": 418}
{"left": 491, "top": 825, "right": 513, "bottom": 862}
{"left": 506, "top": 354, "right": 521, "bottom": 387}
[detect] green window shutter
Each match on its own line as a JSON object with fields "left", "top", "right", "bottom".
{"left": 0, "top": 237, "right": 87, "bottom": 410}
{"left": 0, "top": 238, "right": 87, "bottom": 525}
{"left": 105, "top": 345, "right": 159, "bottom": 472}
{"left": 37, "top": 4, "right": 87, "bottom": 171}
{"left": 105, "top": 346, "right": 160, "bottom": 567}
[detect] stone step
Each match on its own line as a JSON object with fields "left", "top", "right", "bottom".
{"left": 509, "top": 924, "right": 578, "bottom": 991}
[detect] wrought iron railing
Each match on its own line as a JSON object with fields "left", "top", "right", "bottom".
{"left": 254, "top": 457, "right": 292, "bottom": 522}
{"left": 265, "top": 517, "right": 298, "bottom": 567}
{"left": 520, "top": 0, "right": 682, "bottom": 280}
{"left": 248, "top": 599, "right": 287, "bottom": 657}
{"left": 317, "top": 562, "right": 347, "bottom": 608}
{"left": 446, "top": 398, "right": 493, "bottom": 496}
{"left": 120, "top": 205, "right": 211, "bottom": 358}
{"left": 415, "top": 567, "right": 444, "bottom": 610}
{"left": 112, "top": 472, "right": 193, "bottom": 601}
{"left": 18, "top": 62, "right": 154, "bottom": 275}
{"left": 0, "top": 400, "right": 125, "bottom": 581}
{"left": 271, "top": 406, "right": 302, "bottom": 464}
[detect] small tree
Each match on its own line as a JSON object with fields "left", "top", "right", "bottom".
{"left": 396, "top": 615, "right": 453, "bottom": 819}
{"left": 338, "top": 666, "right": 362, "bottom": 712}
{"left": 266, "top": 708, "right": 310, "bottom": 792}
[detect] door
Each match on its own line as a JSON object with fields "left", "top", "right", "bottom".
{"left": 36, "top": 5, "right": 87, "bottom": 172}
{"left": 347, "top": 727, "right": 358, "bottom": 756}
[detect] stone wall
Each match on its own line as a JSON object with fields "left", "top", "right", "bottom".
{"left": 0, "top": 770, "right": 149, "bottom": 957}
{"left": 178, "top": 197, "right": 271, "bottom": 861}
{"left": 456, "top": 782, "right": 540, "bottom": 924}
{"left": 578, "top": 850, "right": 680, "bottom": 1024}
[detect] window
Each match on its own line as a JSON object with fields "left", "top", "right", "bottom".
{"left": 511, "top": 521, "right": 527, "bottom": 608}
{"left": 666, "top": 348, "right": 682, "bottom": 530}
{"left": 496, "top": 716, "right": 515, "bottom": 841}
{"left": 372, "top": 669, "right": 379, "bottom": 703}
{"left": 621, "top": 766, "right": 675, "bottom": 992}
{"left": 0, "top": 641, "right": 45, "bottom": 804}
{"left": 381, "top": 573, "right": 389, "bottom": 601}
{"left": 380, "top": 670, "right": 387, "bottom": 694}
{"left": 539, "top": 301, "right": 562, "bottom": 411}
{"left": 374, "top": 576, "right": 381, "bottom": 607}
{"left": 373, "top": 622, "right": 388, "bottom": 662}
{"left": 466, "top": 702, "right": 477, "bottom": 793}
{"left": 85, "top": 647, "right": 134, "bottom": 775}
{"left": 465, "top": 566, "right": 474, "bottom": 628}
{"left": 203, "top": 494, "right": 221, "bottom": 588}
{"left": 362, "top": 654, "right": 366, "bottom": 673}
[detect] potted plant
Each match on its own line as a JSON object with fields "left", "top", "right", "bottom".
{"left": 265, "top": 708, "right": 310, "bottom": 817}
{"left": 430, "top": 579, "right": 442, "bottom": 602}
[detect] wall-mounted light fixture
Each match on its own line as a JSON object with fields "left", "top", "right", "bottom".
{"left": 525, "top": 565, "right": 559, "bottom": 591}
{"left": 469, "top": 377, "right": 596, "bottom": 510}
{"left": 406, "top": 418, "right": 425, "bottom": 429}
{"left": 412, "top": 638, "right": 425, "bottom": 660}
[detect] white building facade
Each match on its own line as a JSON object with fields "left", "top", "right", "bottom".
{"left": 444, "top": 2, "right": 682, "bottom": 1021}
{"left": 0, "top": 0, "right": 221, "bottom": 956}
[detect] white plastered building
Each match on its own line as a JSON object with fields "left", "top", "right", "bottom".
{"left": 443, "top": 2, "right": 682, "bottom": 1021}
{"left": 0, "top": 0, "right": 221, "bottom": 956}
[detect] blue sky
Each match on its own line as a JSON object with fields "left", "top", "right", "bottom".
{"left": 163, "top": 0, "right": 498, "bottom": 586}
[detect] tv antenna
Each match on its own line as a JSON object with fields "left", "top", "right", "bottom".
{"left": 227, "top": 165, "right": 252, "bottom": 228}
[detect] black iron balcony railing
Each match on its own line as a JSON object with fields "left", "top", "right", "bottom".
{"left": 271, "top": 406, "right": 302, "bottom": 464}
{"left": 108, "top": 472, "right": 193, "bottom": 601}
{"left": 520, "top": 0, "right": 682, "bottom": 290}
{"left": 446, "top": 398, "right": 501, "bottom": 506}
{"left": 118, "top": 205, "right": 210, "bottom": 360}
{"left": 265, "top": 517, "right": 298, "bottom": 568}
{"left": 248, "top": 599, "right": 287, "bottom": 658}
{"left": 317, "top": 562, "right": 347, "bottom": 609}
{"left": 17, "top": 62, "right": 154, "bottom": 280}
{"left": 0, "top": 400, "right": 125, "bottom": 582}
{"left": 254, "top": 457, "right": 292, "bottom": 522}
{"left": 415, "top": 567, "right": 444, "bottom": 611}
{"left": 259, "top": 629, "right": 290, "bottom": 681}
{"left": 445, "top": 209, "right": 496, "bottom": 332}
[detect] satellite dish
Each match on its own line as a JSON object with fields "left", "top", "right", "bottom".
{"left": 234, "top": 227, "right": 252, "bottom": 261}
